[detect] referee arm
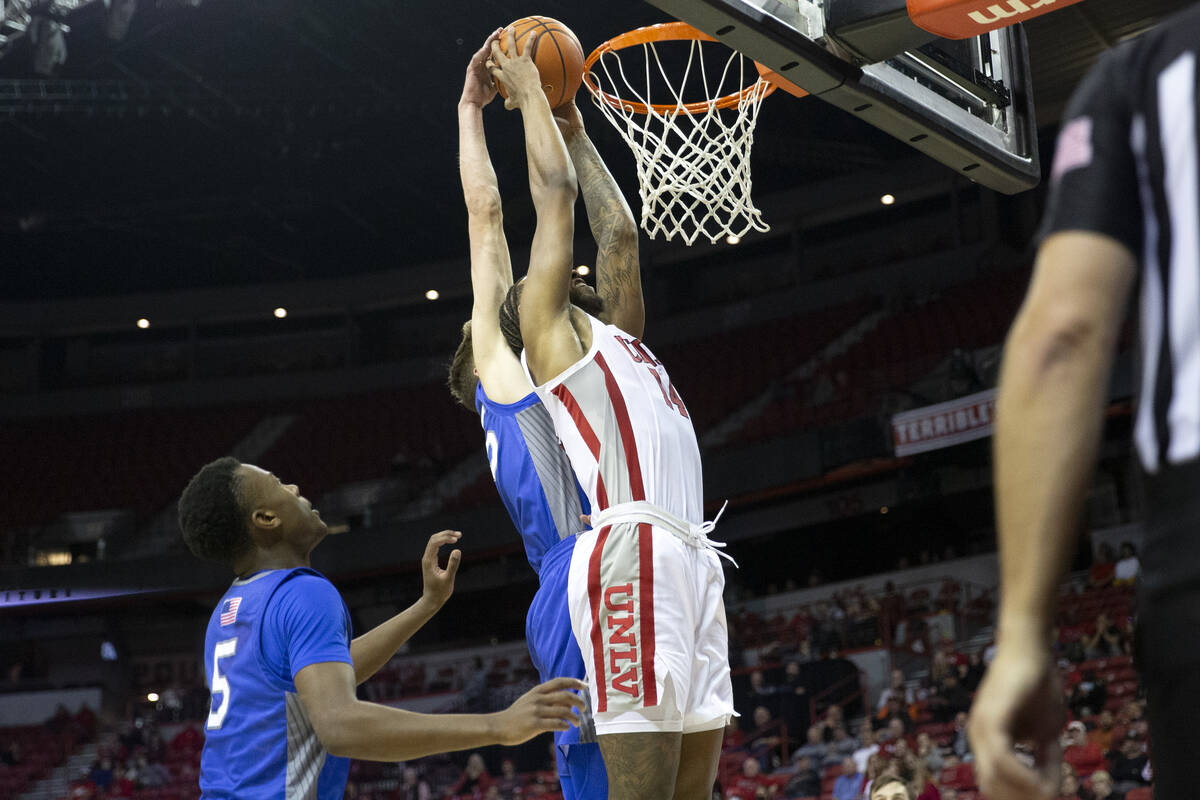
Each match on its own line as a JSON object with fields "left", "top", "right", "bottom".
{"left": 969, "top": 230, "right": 1135, "bottom": 799}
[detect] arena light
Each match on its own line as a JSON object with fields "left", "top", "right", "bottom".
{"left": 881, "top": 194, "right": 896, "bottom": 206}
{"left": 576, "top": 265, "right": 590, "bottom": 276}
{"left": 425, "top": 289, "right": 439, "bottom": 301}
{"left": 136, "top": 318, "right": 150, "bottom": 329}
{"left": 880, "top": 506, "right": 889, "bottom": 514}
{"left": 726, "top": 234, "right": 741, "bottom": 245}
{"left": 273, "top": 307, "right": 287, "bottom": 319}
{"left": 146, "top": 692, "right": 159, "bottom": 702}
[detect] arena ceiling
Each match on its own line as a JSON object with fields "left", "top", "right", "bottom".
{"left": 0, "top": 0, "right": 1191, "bottom": 302}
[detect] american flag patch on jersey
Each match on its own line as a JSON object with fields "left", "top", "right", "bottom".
{"left": 1051, "top": 116, "right": 1094, "bottom": 182}
{"left": 220, "top": 597, "right": 242, "bottom": 626}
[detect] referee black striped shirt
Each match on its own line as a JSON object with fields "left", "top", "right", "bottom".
{"left": 1041, "top": 2, "right": 1200, "bottom": 476}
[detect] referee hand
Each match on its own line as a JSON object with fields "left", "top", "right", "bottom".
{"left": 969, "top": 642, "right": 1064, "bottom": 800}
{"left": 495, "top": 677, "right": 587, "bottom": 746}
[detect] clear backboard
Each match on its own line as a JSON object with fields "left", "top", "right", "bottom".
{"left": 642, "top": 0, "right": 1041, "bottom": 194}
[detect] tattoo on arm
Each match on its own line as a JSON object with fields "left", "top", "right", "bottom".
{"left": 567, "top": 135, "right": 642, "bottom": 327}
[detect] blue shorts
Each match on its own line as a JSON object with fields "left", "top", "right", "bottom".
{"left": 526, "top": 535, "right": 608, "bottom": 799}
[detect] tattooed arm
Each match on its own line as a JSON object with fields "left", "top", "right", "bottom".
{"left": 556, "top": 101, "right": 645, "bottom": 339}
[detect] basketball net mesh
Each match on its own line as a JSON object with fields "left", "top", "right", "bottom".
{"left": 586, "top": 39, "right": 771, "bottom": 246}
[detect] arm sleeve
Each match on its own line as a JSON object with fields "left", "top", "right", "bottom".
{"left": 1039, "top": 45, "right": 1143, "bottom": 257}
{"left": 265, "top": 573, "right": 354, "bottom": 680}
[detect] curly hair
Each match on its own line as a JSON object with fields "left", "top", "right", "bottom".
{"left": 498, "top": 280, "right": 525, "bottom": 356}
{"left": 178, "top": 456, "right": 252, "bottom": 566}
{"left": 447, "top": 320, "right": 478, "bottom": 412}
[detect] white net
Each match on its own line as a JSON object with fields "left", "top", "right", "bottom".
{"left": 585, "top": 33, "right": 773, "bottom": 246}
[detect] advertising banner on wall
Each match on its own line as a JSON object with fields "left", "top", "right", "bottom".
{"left": 891, "top": 388, "right": 997, "bottom": 456}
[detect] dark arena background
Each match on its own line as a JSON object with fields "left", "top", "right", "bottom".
{"left": 0, "top": 0, "right": 1178, "bottom": 798}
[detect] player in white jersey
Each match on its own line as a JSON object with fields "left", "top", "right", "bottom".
{"left": 487, "top": 37, "right": 735, "bottom": 800}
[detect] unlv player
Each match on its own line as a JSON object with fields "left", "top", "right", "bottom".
{"left": 488, "top": 38, "right": 735, "bottom": 799}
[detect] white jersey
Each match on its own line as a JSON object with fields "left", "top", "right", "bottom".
{"left": 523, "top": 313, "right": 704, "bottom": 524}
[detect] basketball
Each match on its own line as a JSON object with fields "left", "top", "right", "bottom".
{"left": 496, "top": 16, "right": 585, "bottom": 109}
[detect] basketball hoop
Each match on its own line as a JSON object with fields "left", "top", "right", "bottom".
{"left": 584, "top": 22, "right": 777, "bottom": 246}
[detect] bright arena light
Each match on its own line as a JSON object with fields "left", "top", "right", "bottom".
{"left": 136, "top": 318, "right": 150, "bottom": 329}
{"left": 726, "top": 234, "right": 741, "bottom": 245}
{"left": 425, "top": 289, "right": 440, "bottom": 301}
{"left": 576, "top": 265, "right": 590, "bottom": 276}
{"left": 147, "top": 692, "right": 159, "bottom": 702}
{"left": 273, "top": 307, "right": 287, "bottom": 319}
{"left": 881, "top": 194, "right": 896, "bottom": 205}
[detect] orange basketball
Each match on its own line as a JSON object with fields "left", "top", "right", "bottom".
{"left": 496, "top": 16, "right": 585, "bottom": 109}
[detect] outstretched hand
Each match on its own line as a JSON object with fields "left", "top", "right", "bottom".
{"left": 553, "top": 99, "right": 585, "bottom": 137}
{"left": 488, "top": 32, "right": 546, "bottom": 111}
{"left": 495, "top": 677, "right": 587, "bottom": 745}
{"left": 419, "top": 530, "right": 462, "bottom": 608}
{"left": 461, "top": 29, "right": 503, "bottom": 108}
{"left": 968, "top": 641, "right": 1064, "bottom": 800}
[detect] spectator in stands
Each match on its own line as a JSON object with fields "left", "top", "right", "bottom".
{"left": 876, "top": 698, "right": 914, "bottom": 734}
{"left": 783, "top": 755, "right": 821, "bottom": 798}
{"left": 912, "top": 762, "right": 940, "bottom": 800}
{"left": 723, "top": 716, "right": 746, "bottom": 750}
{"left": 748, "top": 706, "right": 784, "bottom": 769}
{"left": 930, "top": 674, "right": 971, "bottom": 724}
{"left": 1113, "top": 542, "right": 1140, "bottom": 586}
{"left": 878, "top": 669, "right": 913, "bottom": 711}
{"left": 938, "top": 754, "right": 973, "bottom": 791}
{"left": 915, "top": 732, "right": 943, "bottom": 773}
{"left": 957, "top": 652, "right": 985, "bottom": 693}
{"left": 1062, "top": 720, "right": 1107, "bottom": 778}
{"left": 449, "top": 753, "right": 494, "bottom": 796}
{"left": 1088, "top": 769, "right": 1122, "bottom": 800}
{"left": 780, "top": 660, "right": 811, "bottom": 734}
{"left": 854, "top": 725, "right": 881, "bottom": 773}
{"left": 493, "top": 759, "right": 521, "bottom": 798}
{"left": 1082, "top": 614, "right": 1125, "bottom": 661}
{"left": 825, "top": 725, "right": 859, "bottom": 766}
{"left": 1108, "top": 731, "right": 1149, "bottom": 793}
{"left": 1089, "top": 543, "right": 1117, "bottom": 589}
{"left": 0, "top": 739, "right": 19, "bottom": 766}
{"left": 822, "top": 704, "right": 846, "bottom": 741}
{"left": 940, "top": 790, "right": 957, "bottom": 800}
{"left": 725, "top": 757, "right": 776, "bottom": 800}
{"left": 792, "top": 724, "right": 829, "bottom": 766}
{"left": 1089, "top": 709, "right": 1117, "bottom": 752}
{"left": 949, "top": 712, "right": 971, "bottom": 760}
{"left": 1059, "top": 770, "right": 1083, "bottom": 800}
{"left": 833, "top": 756, "right": 865, "bottom": 800}
{"left": 134, "top": 754, "right": 168, "bottom": 789}
{"left": 1069, "top": 670, "right": 1109, "bottom": 718}
{"left": 89, "top": 756, "right": 115, "bottom": 793}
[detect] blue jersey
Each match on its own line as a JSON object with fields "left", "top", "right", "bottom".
{"left": 476, "top": 383, "right": 590, "bottom": 575}
{"left": 201, "top": 568, "right": 353, "bottom": 800}
{"left": 476, "top": 384, "right": 607, "bottom": 798}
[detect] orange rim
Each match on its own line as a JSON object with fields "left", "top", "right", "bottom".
{"left": 583, "top": 21, "right": 775, "bottom": 116}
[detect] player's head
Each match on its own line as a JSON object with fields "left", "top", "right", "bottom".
{"left": 179, "top": 457, "right": 327, "bottom": 568}
{"left": 497, "top": 270, "right": 605, "bottom": 356}
{"left": 448, "top": 320, "right": 478, "bottom": 411}
{"left": 869, "top": 776, "right": 913, "bottom": 800}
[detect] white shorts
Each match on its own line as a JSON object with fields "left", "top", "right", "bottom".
{"left": 566, "top": 520, "right": 735, "bottom": 735}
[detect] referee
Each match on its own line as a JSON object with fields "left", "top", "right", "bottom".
{"left": 969, "top": 4, "right": 1200, "bottom": 799}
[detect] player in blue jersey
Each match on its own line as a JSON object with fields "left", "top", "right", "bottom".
{"left": 446, "top": 31, "right": 643, "bottom": 799}
{"left": 178, "top": 456, "right": 586, "bottom": 800}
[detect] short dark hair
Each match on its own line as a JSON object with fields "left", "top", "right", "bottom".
{"left": 870, "top": 776, "right": 913, "bottom": 800}
{"left": 498, "top": 281, "right": 524, "bottom": 356}
{"left": 447, "top": 320, "right": 478, "bottom": 411}
{"left": 179, "top": 457, "right": 251, "bottom": 565}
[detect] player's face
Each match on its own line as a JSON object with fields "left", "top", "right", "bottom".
{"left": 237, "top": 464, "right": 328, "bottom": 544}
{"left": 568, "top": 269, "right": 604, "bottom": 316}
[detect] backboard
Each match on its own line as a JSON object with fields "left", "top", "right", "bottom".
{"left": 642, "top": 0, "right": 1040, "bottom": 194}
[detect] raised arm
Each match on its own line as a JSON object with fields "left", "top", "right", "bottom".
{"left": 488, "top": 35, "right": 583, "bottom": 386}
{"left": 349, "top": 531, "right": 461, "bottom": 684}
{"left": 556, "top": 101, "right": 644, "bottom": 338}
{"left": 458, "top": 30, "right": 529, "bottom": 402}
